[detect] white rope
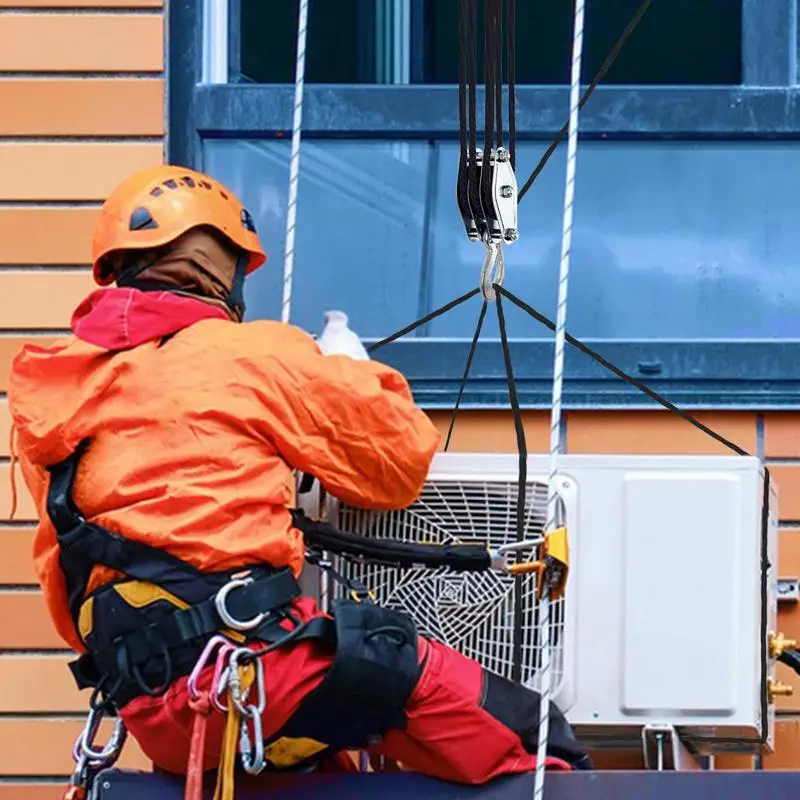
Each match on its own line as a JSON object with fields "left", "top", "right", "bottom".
{"left": 534, "top": 1, "right": 586, "bottom": 798}
{"left": 280, "top": 0, "right": 309, "bottom": 324}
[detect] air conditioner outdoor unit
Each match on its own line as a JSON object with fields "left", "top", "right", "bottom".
{"left": 304, "top": 452, "right": 779, "bottom": 755}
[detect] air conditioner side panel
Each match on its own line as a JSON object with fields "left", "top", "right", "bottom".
{"left": 619, "top": 472, "right": 743, "bottom": 716}
{"left": 565, "top": 456, "right": 765, "bottom": 742}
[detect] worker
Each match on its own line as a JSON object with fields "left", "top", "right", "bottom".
{"left": 8, "top": 165, "right": 591, "bottom": 785}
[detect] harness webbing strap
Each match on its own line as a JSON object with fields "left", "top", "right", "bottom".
{"left": 86, "top": 572, "right": 302, "bottom": 663}
{"left": 47, "top": 441, "right": 206, "bottom": 624}
{"left": 46, "top": 438, "right": 311, "bottom": 706}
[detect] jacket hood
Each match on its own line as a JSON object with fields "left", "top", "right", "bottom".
{"left": 71, "top": 287, "right": 229, "bottom": 351}
{"left": 9, "top": 287, "right": 229, "bottom": 469}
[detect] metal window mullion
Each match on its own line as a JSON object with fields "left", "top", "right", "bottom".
{"left": 741, "top": 0, "right": 798, "bottom": 87}
{"left": 202, "top": 0, "right": 229, "bottom": 84}
{"left": 227, "top": 0, "right": 243, "bottom": 83}
{"left": 376, "top": 0, "right": 412, "bottom": 85}
{"left": 393, "top": 0, "right": 412, "bottom": 85}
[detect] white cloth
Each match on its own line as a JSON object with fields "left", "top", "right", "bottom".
{"left": 316, "top": 310, "right": 370, "bottom": 360}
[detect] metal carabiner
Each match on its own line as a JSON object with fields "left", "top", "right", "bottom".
{"left": 212, "top": 663, "right": 233, "bottom": 713}
{"left": 239, "top": 705, "right": 266, "bottom": 775}
{"left": 187, "top": 634, "right": 232, "bottom": 700}
{"left": 228, "top": 647, "right": 266, "bottom": 718}
{"left": 210, "top": 643, "right": 238, "bottom": 712}
{"left": 72, "top": 706, "right": 101, "bottom": 763}
{"left": 76, "top": 706, "right": 128, "bottom": 768}
{"left": 65, "top": 750, "right": 92, "bottom": 799}
{"left": 480, "top": 240, "right": 506, "bottom": 301}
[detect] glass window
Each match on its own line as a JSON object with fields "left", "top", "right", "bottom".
{"left": 204, "top": 138, "right": 800, "bottom": 341}
{"left": 420, "top": 0, "right": 742, "bottom": 85}
{"left": 240, "top": 0, "right": 377, "bottom": 83}
{"left": 204, "top": 139, "right": 433, "bottom": 336}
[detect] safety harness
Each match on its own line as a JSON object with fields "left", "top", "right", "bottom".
{"left": 51, "top": 439, "right": 423, "bottom": 766}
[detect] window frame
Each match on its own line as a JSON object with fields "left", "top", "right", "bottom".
{"left": 167, "top": 0, "right": 800, "bottom": 410}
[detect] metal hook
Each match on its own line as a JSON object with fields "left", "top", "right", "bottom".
{"left": 480, "top": 241, "right": 505, "bottom": 301}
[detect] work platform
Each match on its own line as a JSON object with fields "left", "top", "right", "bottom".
{"left": 92, "top": 768, "right": 800, "bottom": 799}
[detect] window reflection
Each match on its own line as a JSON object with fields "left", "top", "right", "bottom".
{"left": 204, "top": 138, "right": 800, "bottom": 341}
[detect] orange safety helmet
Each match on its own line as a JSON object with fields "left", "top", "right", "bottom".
{"left": 91, "top": 164, "right": 267, "bottom": 286}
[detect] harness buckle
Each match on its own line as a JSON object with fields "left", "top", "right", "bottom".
{"left": 215, "top": 577, "right": 267, "bottom": 632}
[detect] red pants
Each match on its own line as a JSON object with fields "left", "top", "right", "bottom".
{"left": 121, "top": 597, "right": 575, "bottom": 785}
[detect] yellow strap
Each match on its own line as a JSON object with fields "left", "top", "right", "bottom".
{"left": 213, "top": 664, "right": 256, "bottom": 800}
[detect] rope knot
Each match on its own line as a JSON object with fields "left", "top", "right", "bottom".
{"left": 188, "top": 692, "right": 213, "bottom": 717}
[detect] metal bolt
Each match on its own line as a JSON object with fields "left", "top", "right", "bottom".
{"left": 504, "top": 228, "right": 519, "bottom": 242}
{"left": 562, "top": 480, "right": 571, "bottom": 489}
{"left": 102, "top": 781, "right": 112, "bottom": 790}
{"left": 500, "top": 185, "right": 513, "bottom": 198}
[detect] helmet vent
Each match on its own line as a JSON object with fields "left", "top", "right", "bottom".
{"left": 163, "top": 179, "right": 178, "bottom": 190}
{"left": 149, "top": 186, "right": 164, "bottom": 197}
{"left": 129, "top": 207, "right": 159, "bottom": 231}
{"left": 240, "top": 209, "right": 257, "bottom": 233}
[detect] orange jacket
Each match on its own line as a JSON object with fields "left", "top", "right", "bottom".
{"left": 9, "top": 289, "right": 441, "bottom": 652}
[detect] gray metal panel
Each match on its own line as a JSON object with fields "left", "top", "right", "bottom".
{"left": 193, "top": 84, "right": 800, "bottom": 136}
{"left": 92, "top": 768, "right": 800, "bottom": 800}
{"left": 367, "top": 340, "right": 800, "bottom": 410}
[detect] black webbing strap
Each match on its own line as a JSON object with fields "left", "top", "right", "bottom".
{"left": 89, "top": 570, "right": 303, "bottom": 667}
{"left": 46, "top": 441, "right": 210, "bottom": 624}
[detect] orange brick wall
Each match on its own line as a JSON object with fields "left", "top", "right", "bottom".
{"left": 0, "top": 1, "right": 163, "bottom": 795}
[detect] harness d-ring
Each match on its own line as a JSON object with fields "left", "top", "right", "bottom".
{"left": 215, "top": 578, "right": 266, "bottom": 632}
{"left": 480, "top": 240, "right": 506, "bottom": 301}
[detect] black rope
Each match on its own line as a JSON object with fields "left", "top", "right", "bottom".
{"left": 480, "top": 0, "right": 500, "bottom": 232}
{"left": 496, "top": 293, "right": 528, "bottom": 541}
{"left": 496, "top": 291, "right": 528, "bottom": 684}
{"left": 444, "top": 301, "right": 488, "bottom": 451}
{"left": 368, "top": 288, "right": 479, "bottom": 353}
{"left": 507, "top": 0, "right": 516, "bottom": 170}
{"left": 495, "top": 285, "right": 749, "bottom": 457}
{"left": 457, "top": 0, "right": 471, "bottom": 235}
{"left": 518, "top": 0, "right": 655, "bottom": 201}
{"left": 467, "top": 0, "right": 482, "bottom": 238}
{"left": 492, "top": 0, "right": 503, "bottom": 152}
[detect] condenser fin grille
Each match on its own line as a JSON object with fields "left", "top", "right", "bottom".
{"left": 332, "top": 478, "right": 566, "bottom": 691}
